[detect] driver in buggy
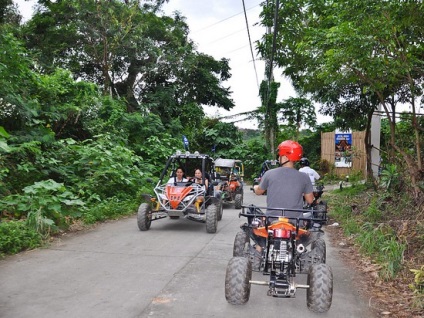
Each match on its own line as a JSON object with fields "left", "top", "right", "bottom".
{"left": 252, "top": 140, "right": 315, "bottom": 266}
{"left": 167, "top": 167, "right": 188, "bottom": 185}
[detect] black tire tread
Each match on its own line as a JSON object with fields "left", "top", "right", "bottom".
{"left": 225, "top": 257, "right": 252, "bottom": 305}
{"left": 233, "top": 231, "right": 249, "bottom": 257}
{"left": 307, "top": 263, "right": 333, "bottom": 313}
{"left": 137, "top": 203, "right": 151, "bottom": 231}
{"left": 206, "top": 204, "right": 218, "bottom": 233}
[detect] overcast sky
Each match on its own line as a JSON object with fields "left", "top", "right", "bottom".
{"left": 14, "top": 0, "right": 332, "bottom": 128}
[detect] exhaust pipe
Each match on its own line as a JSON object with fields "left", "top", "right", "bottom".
{"left": 297, "top": 244, "right": 305, "bottom": 254}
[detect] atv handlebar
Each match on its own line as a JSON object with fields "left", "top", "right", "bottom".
{"left": 238, "top": 204, "right": 325, "bottom": 230}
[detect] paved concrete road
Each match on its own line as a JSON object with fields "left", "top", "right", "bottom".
{"left": 0, "top": 188, "right": 374, "bottom": 318}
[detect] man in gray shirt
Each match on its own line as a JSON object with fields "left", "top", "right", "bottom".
{"left": 251, "top": 140, "right": 315, "bottom": 264}
{"left": 254, "top": 140, "right": 314, "bottom": 217}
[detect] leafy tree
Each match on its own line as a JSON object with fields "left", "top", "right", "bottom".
{"left": 277, "top": 97, "right": 316, "bottom": 141}
{"left": 258, "top": 0, "right": 423, "bottom": 197}
{"left": 23, "top": 0, "right": 234, "bottom": 126}
{"left": 191, "top": 118, "right": 243, "bottom": 157}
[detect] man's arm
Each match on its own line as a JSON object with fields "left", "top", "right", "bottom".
{"left": 304, "top": 192, "right": 315, "bottom": 204}
{"left": 314, "top": 169, "right": 320, "bottom": 180}
{"left": 253, "top": 184, "right": 266, "bottom": 195}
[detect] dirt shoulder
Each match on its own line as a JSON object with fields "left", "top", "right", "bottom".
{"left": 325, "top": 220, "right": 422, "bottom": 318}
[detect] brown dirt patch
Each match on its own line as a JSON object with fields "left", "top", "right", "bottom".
{"left": 325, "top": 220, "right": 423, "bottom": 318}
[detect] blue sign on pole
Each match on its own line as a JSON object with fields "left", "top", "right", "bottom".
{"left": 182, "top": 135, "right": 189, "bottom": 150}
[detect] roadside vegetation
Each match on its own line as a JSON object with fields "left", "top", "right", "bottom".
{"left": 324, "top": 174, "right": 423, "bottom": 316}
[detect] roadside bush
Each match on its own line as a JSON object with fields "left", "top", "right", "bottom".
{"left": 0, "top": 220, "right": 43, "bottom": 257}
{"left": 82, "top": 197, "right": 138, "bottom": 224}
{"left": 327, "top": 184, "right": 408, "bottom": 280}
{"left": 0, "top": 179, "right": 85, "bottom": 235}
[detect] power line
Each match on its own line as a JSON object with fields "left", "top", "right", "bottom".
{"left": 191, "top": 3, "right": 261, "bottom": 34}
{"left": 242, "top": 0, "right": 260, "bottom": 90}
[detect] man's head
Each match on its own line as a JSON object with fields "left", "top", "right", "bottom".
{"left": 299, "top": 157, "right": 310, "bottom": 167}
{"left": 277, "top": 140, "right": 303, "bottom": 166}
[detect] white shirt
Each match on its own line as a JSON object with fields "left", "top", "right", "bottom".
{"left": 299, "top": 166, "right": 320, "bottom": 186}
{"left": 167, "top": 177, "right": 188, "bottom": 184}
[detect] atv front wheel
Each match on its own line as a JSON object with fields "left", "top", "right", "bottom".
{"left": 225, "top": 257, "right": 252, "bottom": 305}
{"left": 314, "top": 201, "right": 328, "bottom": 222}
{"left": 307, "top": 263, "right": 333, "bottom": 313}
{"left": 311, "top": 238, "right": 326, "bottom": 263}
{"left": 234, "top": 193, "right": 243, "bottom": 209}
{"left": 206, "top": 204, "right": 218, "bottom": 233}
{"left": 137, "top": 203, "right": 152, "bottom": 231}
{"left": 233, "top": 231, "right": 249, "bottom": 257}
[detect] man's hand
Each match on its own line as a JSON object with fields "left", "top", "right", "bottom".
{"left": 253, "top": 185, "right": 265, "bottom": 195}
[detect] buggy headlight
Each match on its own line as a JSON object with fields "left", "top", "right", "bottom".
{"left": 184, "top": 195, "right": 194, "bottom": 201}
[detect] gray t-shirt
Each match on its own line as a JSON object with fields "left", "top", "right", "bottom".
{"left": 259, "top": 167, "right": 313, "bottom": 218}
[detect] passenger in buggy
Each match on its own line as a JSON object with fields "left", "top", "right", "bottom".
{"left": 189, "top": 168, "right": 209, "bottom": 203}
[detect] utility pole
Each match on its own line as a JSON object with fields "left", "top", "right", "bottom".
{"left": 263, "top": 0, "right": 279, "bottom": 157}
{"left": 370, "top": 104, "right": 381, "bottom": 178}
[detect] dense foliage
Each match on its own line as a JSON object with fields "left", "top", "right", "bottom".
{"left": 258, "top": 0, "right": 423, "bottom": 197}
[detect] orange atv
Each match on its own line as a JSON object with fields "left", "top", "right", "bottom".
{"left": 137, "top": 151, "right": 223, "bottom": 233}
{"left": 225, "top": 205, "right": 333, "bottom": 313}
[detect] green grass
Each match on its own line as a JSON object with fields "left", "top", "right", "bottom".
{"left": 0, "top": 220, "right": 44, "bottom": 257}
{"left": 326, "top": 183, "right": 407, "bottom": 280}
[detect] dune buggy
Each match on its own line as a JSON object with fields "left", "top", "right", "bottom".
{"left": 215, "top": 158, "right": 244, "bottom": 209}
{"left": 250, "top": 160, "right": 279, "bottom": 193}
{"left": 225, "top": 205, "right": 333, "bottom": 313}
{"left": 137, "top": 151, "right": 223, "bottom": 233}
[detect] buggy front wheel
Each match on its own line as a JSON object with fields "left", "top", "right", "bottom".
{"left": 137, "top": 203, "right": 152, "bottom": 231}
{"left": 234, "top": 193, "right": 243, "bottom": 209}
{"left": 206, "top": 204, "right": 218, "bottom": 233}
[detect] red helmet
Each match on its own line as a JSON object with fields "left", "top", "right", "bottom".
{"left": 277, "top": 140, "right": 303, "bottom": 162}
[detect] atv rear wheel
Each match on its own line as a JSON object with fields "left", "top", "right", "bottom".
{"left": 311, "top": 238, "right": 326, "bottom": 263}
{"left": 137, "top": 203, "right": 152, "bottom": 231}
{"left": 234, "top": 193, "right": 243, "bottom": 209}
{"left": 233, "top": 231, "right": 249, "bottom": 257}
{"left": 206, "top": 204, "right": 218, "bottom": 233}
{"left": 225, "top": 257, "right": 252, "bottom": 305}
{"left": 307, "top": 263, "right": 333, "bottom": 313}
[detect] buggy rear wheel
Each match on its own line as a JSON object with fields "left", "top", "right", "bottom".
{"left": 225, "top": 257, "right": 252, "bottom": 305}
{"left": 234, "top": 193, "right": 243, "bottom": 209}
{"left": 217, "top": 200, "right": 224, "bottom": 221}
{"left": 137, "top": 203, "right": 152, "bottom": 231}
{"left": 307, "top": 263, "right": 333, "bottom": 313}
{"left": 233, "top": 231, "right": 249, "bottom": 257}
{"left": 206, "top": 204, "right": 218, "bottom": 233}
